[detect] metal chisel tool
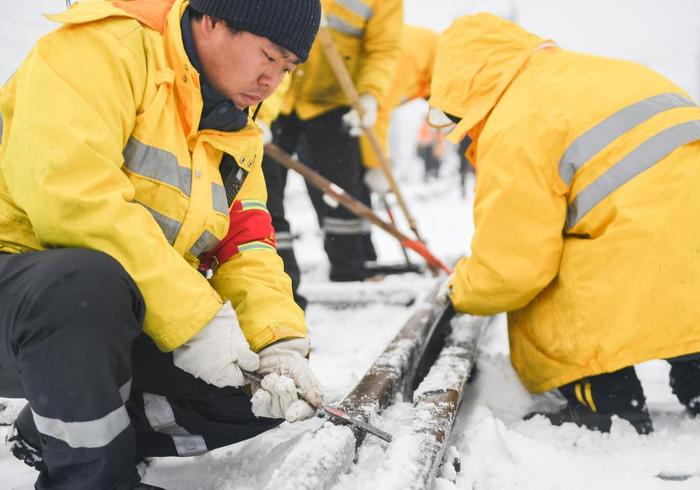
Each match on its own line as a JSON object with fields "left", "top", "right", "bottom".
{"left": 244, "top": 371, "right": 393, "bottom": 443}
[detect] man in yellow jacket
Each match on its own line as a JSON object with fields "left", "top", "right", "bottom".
{"left": 432, "top": 14, "right": 700, "bottom": 434}
{"left": 0, "top": 1, "right": 322, "bottom": 488}
{"left": 359, "top": 25, "right": 438, "bottom": 187}
{"left": 262, "top": 0, "right": 402, "bottom": 282}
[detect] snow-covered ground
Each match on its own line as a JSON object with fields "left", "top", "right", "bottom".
{"left": 2, "top": 1, "right": 700, "bottom": 489}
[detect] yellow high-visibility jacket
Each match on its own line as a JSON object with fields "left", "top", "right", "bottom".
{"left": 0, "top": 0, "right": 305, "bottom": 352}
{"left": 430, "top": 13, "right": 700, "bottom": 393}
{"left": 282, "top": 0, "right": 403, "bottom": 121}
{"left": 360, "top": 25, "right": 437, "bottom": 169}
{"left": 256, "top": 74, "right": 291, "bottom": 127}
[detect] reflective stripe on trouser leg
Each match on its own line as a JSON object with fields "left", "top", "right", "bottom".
{"left": 31, "top": 380, "right": 133, "bottom": 449}
{"left": 276, "top": 231, "right": 294, "bottom": 250}
{"left": 127, "top": 334, "right": 282, "bottom": 458}
{"left": 2, "top": 249, "right": 145, "bottom": 490}
{"left": 143, "top": 393, "right": 207, "bottom": 456}
{"left": 322, "top": 217, "right": 366, "bottom": 235}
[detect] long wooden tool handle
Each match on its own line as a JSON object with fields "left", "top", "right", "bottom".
{"left": 381, "top": 195, "right": 413, "bottom": 266}
{"left": 265, "top": 143, "right": 452, "bottom": 274}
{"left": 317, "top": 26, "right": 427, "bottom": 245}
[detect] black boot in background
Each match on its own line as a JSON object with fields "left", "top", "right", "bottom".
{"left": 524, "top": 366, "right": 654, "bottom": 435}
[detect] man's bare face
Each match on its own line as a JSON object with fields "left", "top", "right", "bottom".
{"left": 193, "top": 16, "right": 300, "bottom": 110}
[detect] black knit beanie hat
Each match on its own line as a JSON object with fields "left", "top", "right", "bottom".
{"left": 189, "top": 0, "right": 322, "bottom": 62}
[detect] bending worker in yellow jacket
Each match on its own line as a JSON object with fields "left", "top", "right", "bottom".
{"left": 0, "top": 1, "right": 322, "bottom": 488}
{"left": 359, "top": 25, "right": 438, "bottom": 186}
{"left": 432, "top": 14, "right": 700, "bottom": 435}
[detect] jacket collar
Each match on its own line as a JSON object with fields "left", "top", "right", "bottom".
{"left": 180, "top": 8, "right": 249, "bottom": 132}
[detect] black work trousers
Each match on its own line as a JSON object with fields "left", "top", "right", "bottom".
{"left": 0, "top": 249, "right": 278, "bottom": 490}
{"left": 262, "top": 150, "right": 307, "bottom": 309}
{"left": 263, "top": 108, "right": 376, "bottom": 282}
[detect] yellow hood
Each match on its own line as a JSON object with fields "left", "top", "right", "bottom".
{"left": 429, "top": 13, "right": 547, "bottom": 143}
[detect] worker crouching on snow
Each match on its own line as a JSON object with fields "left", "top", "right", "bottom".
{"left": 433, "top": 14, "right": 700, "bottom": 435}
{"left": 0, "top": 0, "right": 324, "bottom": 488}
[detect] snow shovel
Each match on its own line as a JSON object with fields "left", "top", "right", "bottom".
{"left": 244, "top": 371, "right": 393, "bottom": 443}
{"left": 265, "top": 143, "right": 452, "bottom": 275}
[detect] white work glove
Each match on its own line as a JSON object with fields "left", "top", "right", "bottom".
{"left": 251, "top": 338, "right": 325, "bottom": 422}
{"left": 173, "top": 301, "right": 259, "bottom": 388}
{"left": 363, "top": 167, "right": 391, "bottom": 196}
{"left": 258, "top": 120, "right": 273, "bottom": 145}
{"left": 436, "top": 272, "right": 455, "bottom": 306}
{"left": 342, "top": 93, "right": 378, "bottom": 137}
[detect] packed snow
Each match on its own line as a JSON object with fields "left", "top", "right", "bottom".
{"left": 2, "top": 1, "right": 700, "bottom": 489}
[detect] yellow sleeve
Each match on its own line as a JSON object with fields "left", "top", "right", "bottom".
{"left": 450, "top": 110, "right": 567, "bottom": 315}
{"left": 209, "top": 158, "right": 307, "bottom": 352}
{"left": 356, "top": 0, "right": 403, "bottom": 99}
{"left": 256, "top": 73, "right": 291, "bottom": 126}
{"left": 1, "top": 23, "right": 222, "bottom": 351}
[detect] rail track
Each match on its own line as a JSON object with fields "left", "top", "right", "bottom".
{"left": 264, "top": 286, "right": 491, "bottom": 490}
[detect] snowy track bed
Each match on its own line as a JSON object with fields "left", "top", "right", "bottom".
{"left": 4, "top": 176, "right": 700, "bottom": 489}
{"left": 234, "top": 297, "right": 487, "bottom": 490}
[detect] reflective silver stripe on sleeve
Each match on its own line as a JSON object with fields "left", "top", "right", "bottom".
{"left": 327, "top": 15, "right": 363, "bottom": 37}
{"left": 190, "top": 230, "right": 220, "bottom": 258}
{"left": 32, "top": 406, "right": 130, "bottom": 449}
{"left": 123, "top": 137, "right": 192, "bottom": 196}
{"left": 276, "top": 231, "right": 294, "bottom": 250}
{"left": 559, "top": 93, "right": 696, "bottom": 185}
{"left": 143, "top": 393, "right": 207, "bottom": 456}
{"left": 135, "top": 201, "right": 181, "bottom": 244}
{"left": 337, "top": 0, "right": 372, "bottom": 19}
{"left": 566, "top": 120, "right": 700, "bottom": 230}
{"left": 212, "top": 183, "right": 229, "bottom": 214}
{"left": 323, "top": 217, "right": 366, "bottom": 234}
{"left": 119, "top": 380, "right": 132, "bottom": 403}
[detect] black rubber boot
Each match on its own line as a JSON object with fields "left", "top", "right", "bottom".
{"left": 668, "top": 356, "right": 700, "bottom": 416}
{"left": 525, "top": 403, "right": 613, "bottom": 432}
{"left": 8, "top": 403, "right": 46, "bottom": 472}
{"left": 526, "top": 367, "right": 655, "bottom": 435}
{"left": 524, "top": 402, "right": 653, "bottom": 435}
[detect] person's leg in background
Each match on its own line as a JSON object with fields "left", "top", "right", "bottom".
{"left": 668, "top": 354, "right": 700, "bottom": 416}
{"left": 300, "top": 108, "right": 368, "bottom": 282}
{"left": 263, "top": 114, "right": 307, "bottom": 309}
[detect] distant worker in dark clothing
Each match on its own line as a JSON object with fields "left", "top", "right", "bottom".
{"left": 457, "top": 135, "right": 474, "bottom": 196}
{"left": 417, "top": 120, "right": 446, "bottom": 181}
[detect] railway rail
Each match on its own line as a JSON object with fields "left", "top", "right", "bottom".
{"left": 265, "top": 287, "right": 491, "bottom": 490}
